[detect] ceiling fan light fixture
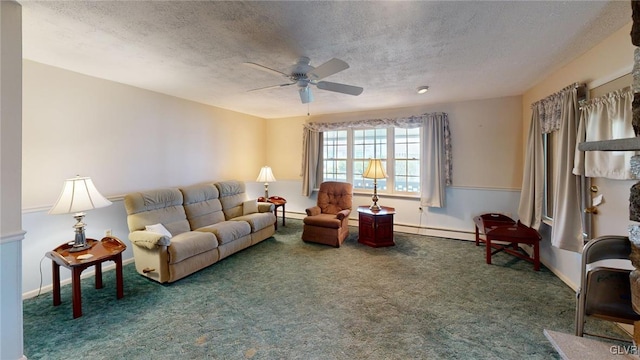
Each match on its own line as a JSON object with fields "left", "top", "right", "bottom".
{"left": 417, "top": 86, "right": 429, "bottom": 94}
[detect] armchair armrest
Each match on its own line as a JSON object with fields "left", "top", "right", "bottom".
{"left": 129, "top": 230, "right": 171, "bottom": 250}
{"left": 258, "top": 202, "right": 274, "bottom": 212}
{"left": 306, "top": 206, "right": 321, "bottom": 216}
{"left": 336, "top": 209, "right": 351, "bottom": 220}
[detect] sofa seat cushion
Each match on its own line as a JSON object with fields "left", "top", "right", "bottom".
{"left": 168, "top": 231, "right": 218, "bottom": 264}
{"left": 303, "top": 214, "right": 341, "bottom": 229}
{"left": 232, "top": 212, "right": 276, "bottom": 232}
{"left": 196, "top": 221, "right": 251, "bottom": 245}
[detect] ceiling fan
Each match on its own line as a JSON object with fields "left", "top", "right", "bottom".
{"left": 244, "top": 56, "right": 363, "bottom": 104}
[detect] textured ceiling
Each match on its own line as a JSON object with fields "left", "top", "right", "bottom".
{"left": 20, "top": 1, "right": 632, "bottom": 119}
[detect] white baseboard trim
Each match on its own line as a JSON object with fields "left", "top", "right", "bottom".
{"left": 22, "top": 257, "right": 135, "bottom": 300}
{"left": 287, "top": 211, "right": 476, "bottom": 241}
{"left": 520, "top": 244, "right": 578, "bottom": 291}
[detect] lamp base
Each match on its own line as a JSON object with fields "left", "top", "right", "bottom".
{"left": 369, "top": 204, "right": 381, "bottom": 211}
{"left": 68, "top": 243, "right": 92, "bottom": 252}
{"left": 68, "top": 212, "right": 91, "bottom": 252}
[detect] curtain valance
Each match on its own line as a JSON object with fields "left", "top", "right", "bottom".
{"left": 303, "top": 112, "right": 446, "bottom": 131}
{"left": 531, "top": 83, "right": 581, "bottom": 134}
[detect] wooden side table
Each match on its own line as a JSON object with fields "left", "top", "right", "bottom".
{"left": 46, "top": 236, "right": 126, "bottom": 318}
{"left": 357, "top": 206, "right": 395, "bottom": 247}
{"left": 268, "top": 197, "right": 286, "bottom": 230}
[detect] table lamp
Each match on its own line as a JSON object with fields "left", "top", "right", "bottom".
{"left": 256, "top": 166, "right": 276, "bottom": 199}
{"left": 49, "top": 176, "right": 112, "bottom": 252}
{"left": 362, "top": 159, "right": 387, "bottom": 211}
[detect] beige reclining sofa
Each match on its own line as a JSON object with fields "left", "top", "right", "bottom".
{"left": 124, "top": 180, "right": 276, "bottom": 283}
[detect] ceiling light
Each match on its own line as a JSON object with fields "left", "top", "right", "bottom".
{"left": 417, "top": 86, "right": 429, "bottom": 94}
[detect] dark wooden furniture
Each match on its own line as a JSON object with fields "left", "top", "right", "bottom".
{"left": 261, "top": 196, "right": 286, "bottom": 230}
{"left": 473, "top": 213, "right": 541, "bottom": 271}
{"left": 46, "top": 236, "right": 126, "bottom": 318}
{"left": 357, "top": 205, "right": 395, "bottom": 247}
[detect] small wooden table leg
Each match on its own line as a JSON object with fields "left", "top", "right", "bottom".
{"left": 486, "top": 238, "right": 492, "bottom": 265}
{"left": 115, "top": 255, "right": 124, "bottom": 299}
{"left": 282, "top": 203, "right": 286, "bottom": 227}
{"left": 52, "top": 261, "right": 61, "bottom": 306}
{"left": 72, "top": 269, "right": 82, "bottom": 319}
{"left": 95, "top": 262, "right": 103, "bottom": 289}
{"left": 475, "top": 226, "right": 480, "bottom": 246}
{"left": 273, "top": 208, "right": 278, "bottom": 230}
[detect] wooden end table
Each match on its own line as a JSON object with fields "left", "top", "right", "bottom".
{"left": 357, "top": 206, "right": 396, "bottom": 247}
{"left": 46, "top": 236, "right": 127, "bottom": 318}
{"left": 268, "top": 197, "right": 286, "bottom": 230}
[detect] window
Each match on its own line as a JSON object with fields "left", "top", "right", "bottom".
{"left": 353, "top": 129, "right": 387, "bottom": 191}
{"left": 322, "top": 130, "right": 347, "bottom": 182}
{"left": 322, "top": 127, "right": 421, "bottom": 195}
{"left": 394, "top": 128, "right": 421, "bottom": 192}
{"left": 543, "top": 132, "right": 556, "bottom": 220}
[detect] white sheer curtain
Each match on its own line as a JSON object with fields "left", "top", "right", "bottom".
{"left": 518, "top": 83, "right": 584, "bottom": 252}
{"left": 300, "top": 113, "right": 451, "bottom": 206}
{"left": 573, "top": 87, "right": 635, "bottom": 179}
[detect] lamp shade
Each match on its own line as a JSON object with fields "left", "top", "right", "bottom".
{"left": 362, "top": 159, "right": 387, "bottom": 180}
{"left": 49, "top": 176, "right": 112, "bottom": 215}
{"left": 256, "top": 166, "right": 276, "bottom": 182}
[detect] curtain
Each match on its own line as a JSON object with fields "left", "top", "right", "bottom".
{"left": 518, "top": 83, "right": 584, "bottom": 252}
{"left": 551, "top": 87, "right": 583, "bottom": 252}
{"left": 300, "top": 128, "right": 321, "bottom": 197}
{"left": 301, "top": 113, "right": 451, "bottom": 205}
{"left": 421, "top": 113, "right": 450, "bottom": 207}
{"left": 517, "top": 105, "right": 544, "bottom": 229}
{"left": 573, "top": 87, "right": 635, "bottom": 179}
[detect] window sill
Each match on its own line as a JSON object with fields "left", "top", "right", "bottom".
{"left": 353, "top": 190, "right": 420, "bottom": 200}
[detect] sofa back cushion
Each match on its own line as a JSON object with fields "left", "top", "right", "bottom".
{"left": 215, "top": 180, "right": 247, "bottom": 220}
{"left": 181, "top": 183, "right": 226, "bottom": 229}
{"left": 317, "top": 181, "right": 353, "bottom": 214}
{"left": 124, "top": 188, "right": 191, "bottom": 236}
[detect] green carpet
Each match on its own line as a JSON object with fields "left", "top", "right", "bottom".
{"left": 23, "top": 219, "right": 626, "bottom": 359}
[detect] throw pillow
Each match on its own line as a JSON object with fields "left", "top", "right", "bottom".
{"left": 145, "top": 223, "right": 173, "bottom": 239}
{"left": 243, "top": 199, "right": 258, "bottom": 215}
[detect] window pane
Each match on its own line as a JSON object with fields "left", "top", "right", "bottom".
{"left": 352, "top": 128, "right": 387, "bottom": 190}
{"left": 323, "top": 130, "right": 348, "bottom": 182}
{"left": 394, "top": 127, "right": 420, "bottom": 193}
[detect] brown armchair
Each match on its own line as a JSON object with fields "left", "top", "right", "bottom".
{"left": 302, "top": 181, "right": 353, "bottom": 247}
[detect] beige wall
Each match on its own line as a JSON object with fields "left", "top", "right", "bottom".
{"left": 23, "top": 60, "right": 268, "bottom": 209}
{"left": 267, "top": 96, "right": 523, "bottom": 190}
{"left": 522, "top": 22, "right": 634, "bottom": 146}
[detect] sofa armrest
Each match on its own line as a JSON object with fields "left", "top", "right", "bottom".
{"left": 336, "top": 209, "right": 351, "bottom": 220}
{"left": 306, "top": 206, "right": 321, "bottom": 216}
{"left": 129, "top": 230, "right": 171, "bottom": 250}
{"left": 258, "top": 202, "right": 274, "bottom": 213}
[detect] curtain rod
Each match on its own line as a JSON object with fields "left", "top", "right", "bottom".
{"left": 530, "top": 82, "right": 584, "bottom": 108}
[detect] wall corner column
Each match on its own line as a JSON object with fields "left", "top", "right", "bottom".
{"left": 0, "top": 1, "right": 26, "bottom": 359}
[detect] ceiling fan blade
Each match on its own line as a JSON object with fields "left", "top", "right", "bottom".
{"left": 243, "top": 62, "right": 289, "bottom": 77}
{"left": 247, "top": 83, "right": 294, "bottom": 92}
{"left": 299, "top": 86, "right": 313, "bottom": 104}
{"left": 308, "top": 58, "right": 349, "bottom": 80}
{"left": 316, "top": 81, "right": 363, "bottom": 96}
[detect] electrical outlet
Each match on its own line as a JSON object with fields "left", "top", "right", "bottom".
{"left": 105, "top": 229, "right": 112, "bottom": 237}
